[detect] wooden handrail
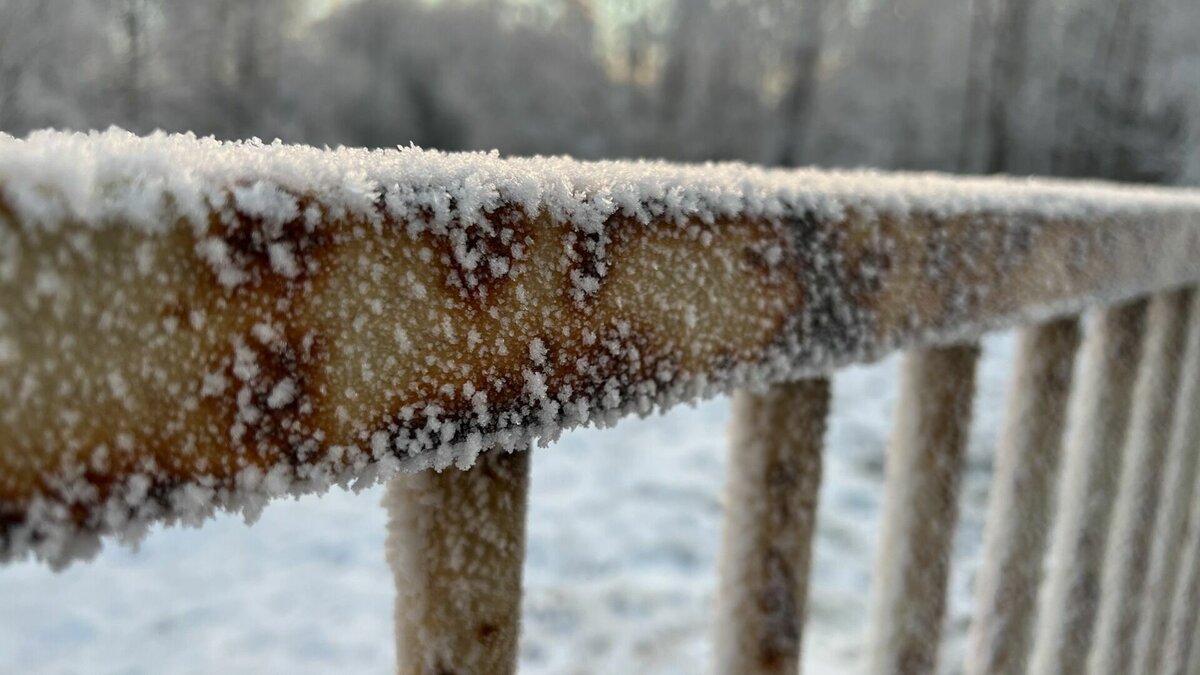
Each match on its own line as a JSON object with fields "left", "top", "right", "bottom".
{"left": 5, "top": 129, "right": 1200, "bottom": 674}
{"left": 4, "top": 130, "right": 1200, "bottom": 564}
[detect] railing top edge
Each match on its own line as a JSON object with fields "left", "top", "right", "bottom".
{"left": 4, "top": 129, "right": 1200, "bottom": 235}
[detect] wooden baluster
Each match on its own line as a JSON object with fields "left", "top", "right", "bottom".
{"left": 963, "top": 318, "right": 1080, "bottom": 675}
{"left": 866, "top": 344, "right": 980, "bottom": 675}
{"left": 1088, "top": 289, "right": 1193, "bottom": 675}
{"left": 1160, "top": 462, "right": 1200, "bottom": 675}
{"left": 1185, "top": 619, "right": 1200, "bottom": 672}
{"left": 385, "top": 447, "right": 531, "bottom": 675}
{"left": 715, "top": 378, "right": 831, "bottom": 675}
{"left": 1131, "top": 289, "right": 1200, "bottom": 675}
{"left": 1028, "top": 299, "right": 1149, "bottom": 675}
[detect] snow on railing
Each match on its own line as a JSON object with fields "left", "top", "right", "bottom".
{"left": 3, "top": 129, "right": 1200, "bottom": 674}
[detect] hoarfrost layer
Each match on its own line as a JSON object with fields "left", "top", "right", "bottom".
{"left": 2, "top": 128, "right": 1199, "bottom": 566}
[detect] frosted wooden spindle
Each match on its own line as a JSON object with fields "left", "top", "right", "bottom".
{"left": 866, "top": 344, "right": 980, "bottom": 675}
{"left": 1088, "top": 289, "right": 1193, "bottom": 675}
{"left": 1190, "top": 615, "right": 1200, "bottom": 675}
{"left": 1131, "top": 289, "right": 1200, "bottom": 675}
{"left": 715, "top": 378, "right": 831, "bottom": 675}
{"left": 385, "top": 447, "right": 531, "bottom": 675}
{"left": 1160, "top": 460, "right": 1200, "bottom": 675}
{"left": 1027, "top": 299, "right": 1149, "bottom": 675}
{"left": 963, "top": 317, "right": 1080, "bottom": 675}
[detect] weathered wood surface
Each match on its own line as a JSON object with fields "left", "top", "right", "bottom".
{"left": 3, "top": 131, "right": 1200, "bottom": 562}
{"left": 1161, "top": 457, "right": 1200, "bottom": 675}
{"left": 1131, "top": 290, "right": 1200, "bottom": 675}
{"left": 715, "top": 378, "right": 829, "bottom": 675}
{"left": 963, "top": 317, "right": 1079, "bottom": 675}
{"left": 386, "top": 446, "right": 530, "bottom": 675}
{"left": 1028, "top": 300, "right": 1149, "bottom": 675}
{"left": 866, "top": 344, "right": 979, "bottom": 675}
{"left": 1089, "top": 289, "right": 1193, "bottom": 675}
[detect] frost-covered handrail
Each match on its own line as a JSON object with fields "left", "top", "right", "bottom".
{"left": 3, "top": 129, "right": 1200, "bottom": 567}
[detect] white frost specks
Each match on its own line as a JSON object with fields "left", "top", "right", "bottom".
{"left": 523, "top": 369, "right": 548, "bottom": 401}
{"left": 529, "top": 338, "right": 547, "bottom": 366}
{"left": 196, "top": 236, "right": 247, "bottom": 288}
{"left": 232, "top": 342, "right": 260, "bottom": 382}
{"left": 2, "top": 128, "right": 1200, "bottom": 249}
{"left": 262, "top": 465, "right": 292, "bottom": 498}
{"left": 393, "top": 326, "right": 412, "bottom": 353}
{"left": 371, "top": 431, "right": 391, "bottom": 460}
{"left": 267, "top": 377, "right": 297, "bottom": 410}
{"left": 251, "top": 322, "right": 279, "bottom": 345}
{"left": 115, "top": 433, "right": 135, "bottom": 452}
{"left": 267, "top": 242, "right": 301, "bottom": 279}
{"left": 33, "top": 270, "right": 63, "bottom": 298}
{"left": 488, "top": 255, "right": 511, "bottom": 277}
{"left": 761, "top": 243, "right": 784, "bottom": 266}
{"left": 200, "top": 370, "right": 229, "bottom": 398}
{"left": 231, "top": 181, "right": 300, "bottom": 227}
{"left": 106, "top": 371, "right": 130, "bottom": 402}
{"left": 0, "top": 337, "right": 17, "bottom": 365}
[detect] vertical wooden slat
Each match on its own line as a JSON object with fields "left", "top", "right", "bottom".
{"left": 963, "top": 318, "right": 1080, "bottom": 675}
{"left": 866, "top": 344, "right": 980, "bottom": 675}
{"left": 1189, "top": 619, "right": 1200, "bottom": 675}
{"left": 1132, "top": 289, "right": 1200, "bottom": 675}
{"left": 1160, "top": 462, "right": 1200, "bottom": 675}
{"left": 1027, "top": 299, "right": 1149, "bottom": 675}
{"left": 385, "top": 447, "right": 531, "bottom": 675}
{"left": 1088, "top": 289, "right": 1193, "bottom": 675}
{"left": 715, "top": 378, "right": 831, "bottom": 675}
{"left": 1189, "top": 607, "right": 1200, "bottom": 675}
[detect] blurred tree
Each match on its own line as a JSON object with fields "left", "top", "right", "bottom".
{"left": 0, "top": 0, "right": 108, "bottom": 134}
{"left": 119, "top": 0, "right": 150, "bottom": 131}
{"left": 1051, "top": 0, "right": 1186, "bottom": 182}
{"left": 979, "top": 0, "right": 1038, "bottom": 173}
{"left": 0, "top": 0, "right": 1195, "bottom": 185}
{"left": 774, "top": 0, "right": 827, "bottom": 167}
{"left": 811, "top": 0, "right": 972, "bottom": 171}
{"left": 155, "top": 0, "right": 297, "bottom": 138}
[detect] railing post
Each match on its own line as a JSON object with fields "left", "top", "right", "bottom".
{"left": 866, "top": 344, "right": 980, "bottom": 675}
{"left": 1089, "top": 289, "right": 1193, "bottom": 675}
{"left": 1028, "top": 299, "right": 1149, "bottom": 675}
{"left": 964, "top": 317, "right": 1080, "bottom": 675}
{"left": 1160, "top": 459, "right": 1200, "bottom": 675}
{"left": 385, "top": 447, "right": 531, "bottom": 675}
{"left": 1131, "top": 288, "right": 1200, "bottom": 675}
{"left": 715, "top": 378, "right": 831, "bottom": 675}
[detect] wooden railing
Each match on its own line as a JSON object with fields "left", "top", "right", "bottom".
{"left": 3, "top": 130, "right": 1200, "bottom": 673}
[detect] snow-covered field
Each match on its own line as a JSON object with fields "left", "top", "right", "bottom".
{"left": 0, "top": 333, "right": 1014, "bottom": 674}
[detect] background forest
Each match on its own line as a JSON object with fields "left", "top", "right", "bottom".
{"left": 1, "top": 0, "right": 1198, "bottom": 185}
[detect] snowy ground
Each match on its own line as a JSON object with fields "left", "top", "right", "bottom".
{"left": 0, "top": 333, "right": 1015, "bottom": 675}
